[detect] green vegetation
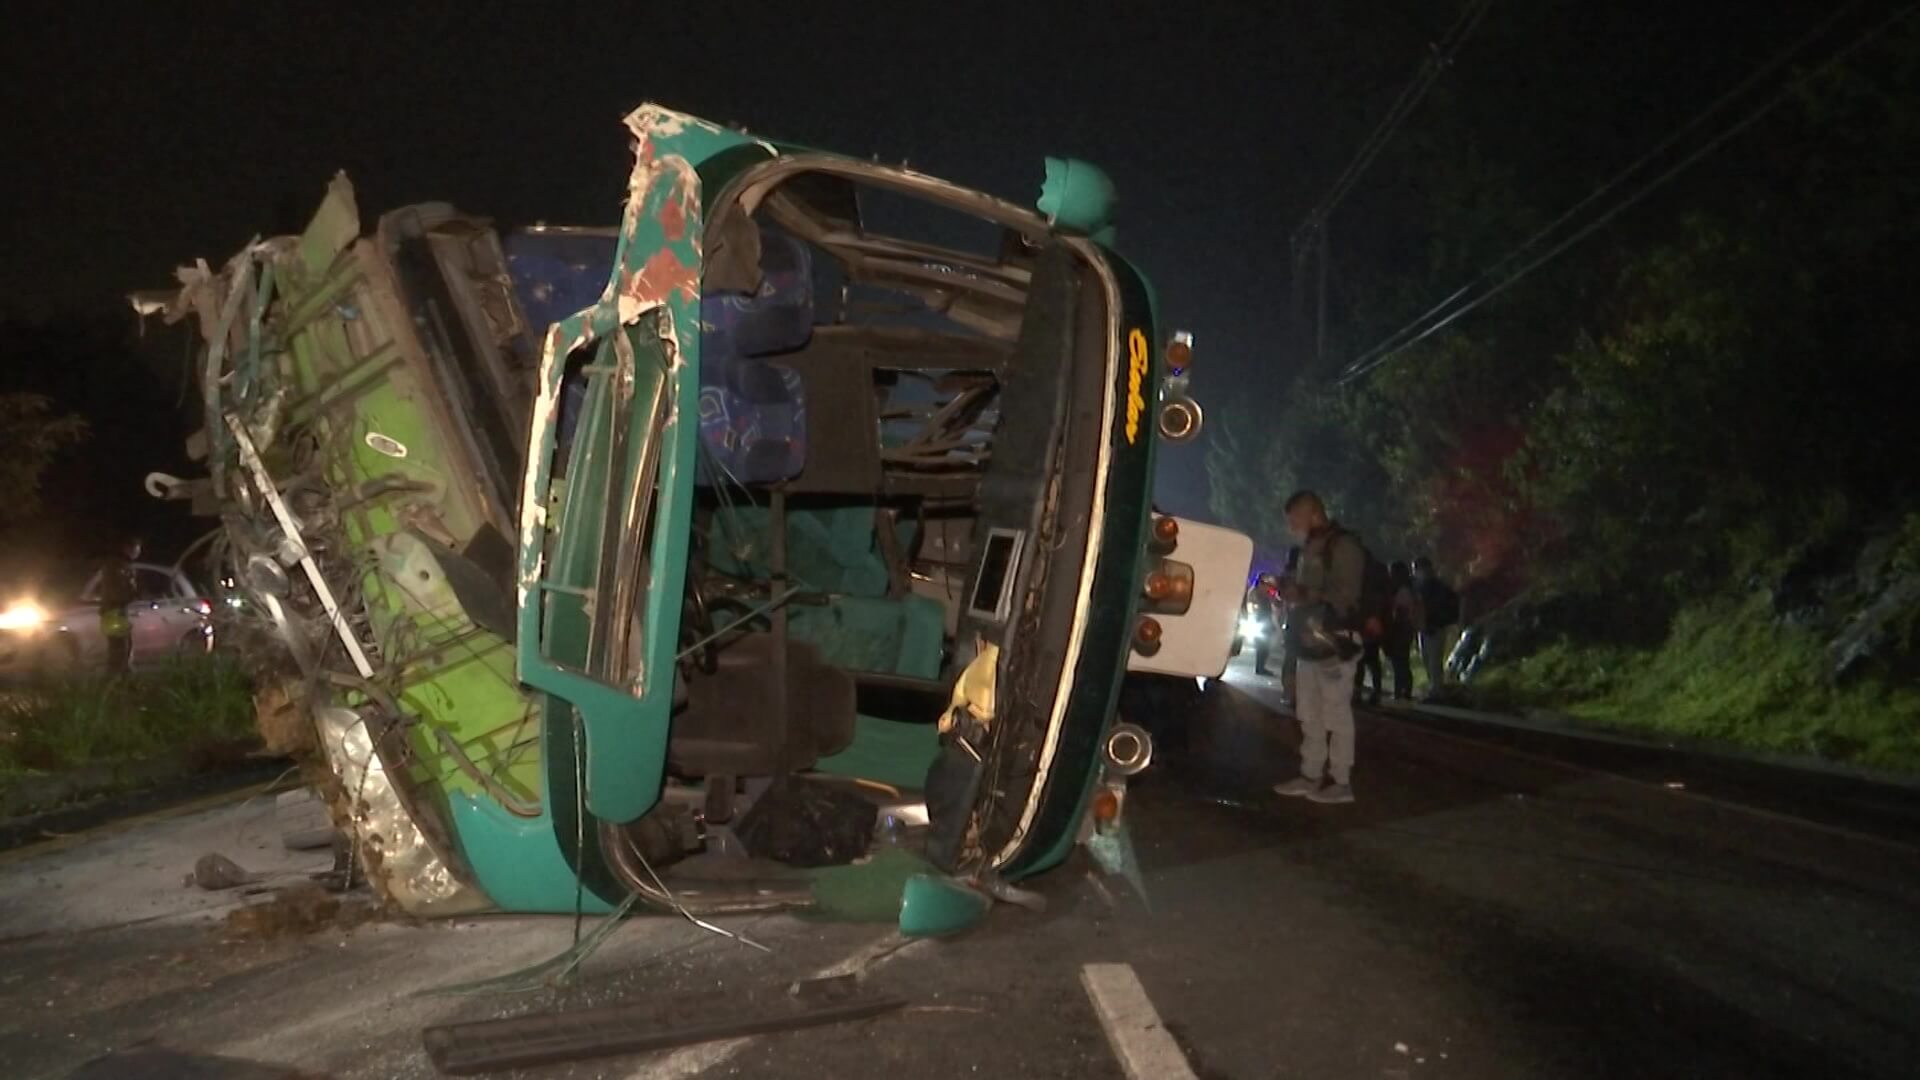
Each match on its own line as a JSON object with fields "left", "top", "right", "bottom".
{"left": 0, "top": 392, "right": 88, "bottom": 528}
{"left": 1471, "top": 596, "right": 1920, "bottom": 772}
{"left": 1205, "top": 14, "right": 1920, "bottom": 770}
{"left": 0, "top": 657, "right": 257, "bottom": 778}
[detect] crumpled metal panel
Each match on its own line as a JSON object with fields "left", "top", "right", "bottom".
{"left": 141, "top": 171, "right": 540, "bottom": 917}
{"left": 314, "top": 705, "right": 492, "bottom": 916}
{"left": 514, "top": 104, "right": 774, "bottom": 826}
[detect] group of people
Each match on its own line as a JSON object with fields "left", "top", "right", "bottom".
{"left": 1356, "top": 554, "right": 1461, "bottom": 707}
{"left": 1239, "top": 492, "right": 1461, "bottom": 805}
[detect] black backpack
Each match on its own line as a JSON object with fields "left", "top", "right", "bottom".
{"left": 1323, "top": 529, "right": 1395, "bottom": 641}
{"left": 1423, "top": 578, "right": 1461, "bottom": 628}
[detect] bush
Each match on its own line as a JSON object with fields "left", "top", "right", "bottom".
{"left": 0, "top": 657, "right": 256, "bottom": 773}
{"left": 1469, "top": 594, "right": 1920, "bottom": 772}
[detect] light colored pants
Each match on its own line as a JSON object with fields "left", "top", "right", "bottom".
{"left": 1296, "top": 656, "right": 1358, "bottom": 785}
{"left": 1419, "top": 626, "right": 1459, "bottom": 690}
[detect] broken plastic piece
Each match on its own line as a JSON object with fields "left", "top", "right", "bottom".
{"left": 1038, "top": 157, "right": 1118, "bottom": 243}
{"left": 977, "top": 875, "right": 1047, "bottom": 913}
{"left": 1088, "top": 823, "right": 1151, "bottom": 912}
{"left": 898, "top": 874, "right": 992, "bottom": 937}
{"left": 940, "top": 641, "right": 999, "bottom": 735}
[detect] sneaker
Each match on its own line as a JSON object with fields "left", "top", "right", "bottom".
{"left": 1273, "top": 777, "right": 1319, "bottom": 798}
{"left": 1308, "top": 783, "right": 1355, "bottom": 804}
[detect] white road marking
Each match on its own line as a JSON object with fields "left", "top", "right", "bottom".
{"left": 1081, "top": 963, "right": 1198, "bottom": 1080}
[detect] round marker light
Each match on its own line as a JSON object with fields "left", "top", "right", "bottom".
{"left": 1166, "top": 339, "right": 1192, "bottom": 373}
{"left": 1103, "top": 722, "right": 1154, "bottom": 776}
{"left": 1145, "top": 572, "right": 1174, "bottom": 601}
{"left": 1091, "top": 788, "right": 1122, "bottom": 824}
{"left": 1153, "top": 517, "right": 1179, "bottom": 545}
{"left": 1135, "top": 617, "right": 1163, "bottom": 651}
{"left": 1166, "top": 574, "right": 1193, "bottom": 603}
{"left": 1159, "top": 398, "right": 1201, "bottom": 442}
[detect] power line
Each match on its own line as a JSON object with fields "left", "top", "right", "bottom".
{"left": 1340, "top": 0, "right": 1872, "bottom": 380}
{"left": 1337, "top": 1, "right": 1915, "bottom": 386}
{"left": 1292, "top": 0, "right": 1496, "bottom": 364}
{"left": 1295, "top": 0, "right": 1496, "bottom": 247}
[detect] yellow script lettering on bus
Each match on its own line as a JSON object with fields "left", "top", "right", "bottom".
{"left": 1124, "top": 329, "right": 1149, "bottom": 445}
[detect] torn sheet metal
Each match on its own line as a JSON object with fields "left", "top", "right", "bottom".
{"left": 314, "top": 706, "right": 490, "bottom": 916}
{"left": 147, "top": 169, "right": 559, "bottom": 916}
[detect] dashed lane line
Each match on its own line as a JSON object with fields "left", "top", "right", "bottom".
{"left": 1081, "top": 962, "right": 1198, "bottom": 1080}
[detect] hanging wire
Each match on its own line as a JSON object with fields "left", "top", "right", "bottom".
{"left": 1294, "top": 0, "right": 1496, "bottom": 252}
{"left": 1338, "top": 1, "right": 1912, "bottom": 385}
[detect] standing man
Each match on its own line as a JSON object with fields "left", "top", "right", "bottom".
{"left": 1413, "top": 556, "right": 1461, "bottom": 699}
{"left": 1386, "top": 561, "right": 1424, "bottom": 701}
{"left": 1276, "top": 546, "right": 1303, "bottom": 706}
{"left": 1273, "top": 492, "right": 1363, "bottom": 804}
{"left": 98, "top": 536, "right": 141, "bottom": 675}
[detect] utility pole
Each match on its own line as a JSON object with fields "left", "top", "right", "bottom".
{"left": 1288, "top": 0, "right": 1493, "bottom": 371}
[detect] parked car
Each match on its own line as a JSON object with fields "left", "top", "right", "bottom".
{"left": 0, "top": 562, "right": 214, "bottom": 679}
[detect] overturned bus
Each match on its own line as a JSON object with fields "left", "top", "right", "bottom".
{"left": 139, "top": 105, "right": 1252, "bottom": 928}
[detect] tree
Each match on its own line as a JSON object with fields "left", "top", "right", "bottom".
{"left": 0, "top": 393, "right": 87, "bottom": 526}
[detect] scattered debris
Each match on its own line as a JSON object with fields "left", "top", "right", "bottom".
{"left": 252, "top": 682, "right": 314, "bottom": 757}
{"left": 69, "top": 1042, "right": 328, "bottom": 1079}
{"left": 898, "top": 874, "right": 993, "bottom": 937}
{"left": 420, "top": 982, "right": 906, "bottom": 1075}
{"left": 1088, "top": 824, "right": 1151, "bottom": 912}
{"left": 275, "top": 787, "right": 336, "bottom": 851}
{"left": 191, "top": 853, "right": 258, "bottom": 891}
{"left": 977, "top": 874, "right": 1048, "bottom": 913}
{"left": 787, "top": 973, "right": 860, "bottom": 1003}
{"left": 735, "top": 778, "right": 877, "bottom": 868}
{"left": 225, "top": 883, "right": 377, "bottom": 938}
{"left": 280, "top": 827, "right": 335, "bottom": 852}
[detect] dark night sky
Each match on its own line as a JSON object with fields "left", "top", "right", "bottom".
{"left": 1, "top": 0, "right": 1808, "bottom": 525}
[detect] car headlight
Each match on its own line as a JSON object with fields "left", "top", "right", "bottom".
{"left": 0, "top": 600, "right": 50, "bottom": 632}
{"left": 1239, "top": 616, "right": 1265, "bottom": 641}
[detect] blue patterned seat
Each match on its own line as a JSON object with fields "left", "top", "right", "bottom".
{"left": 696, "top": 228, "right": 813, "bottom": 485}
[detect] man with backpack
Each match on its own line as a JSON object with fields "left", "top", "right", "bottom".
{"left": 1272, "top": 491, "right": 1388, "bottom": 805}
{"left": 1413, "top": 556, "right": 1461, "bottom": 700}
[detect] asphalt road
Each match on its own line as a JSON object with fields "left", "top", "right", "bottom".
{"left": 2, "top": 654, "right": 1916, "bottom": 1079}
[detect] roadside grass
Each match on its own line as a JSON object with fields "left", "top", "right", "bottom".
{"left": 0, "top": 657, "right": 257, "bottom": 776}
{"left": 1469, "top": 594, "right": 1920, "bottom": 772}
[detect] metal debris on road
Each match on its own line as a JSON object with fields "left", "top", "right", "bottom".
{"left": 69, "top": 1042, "right": 328, "bottom": 1079}
{"left": 419, "top": 982, "right": 907, "bottom": 1076}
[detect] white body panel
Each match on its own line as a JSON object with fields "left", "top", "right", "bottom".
{"left": 1126, "top": 518, "right": 1254, "bottom": 679}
